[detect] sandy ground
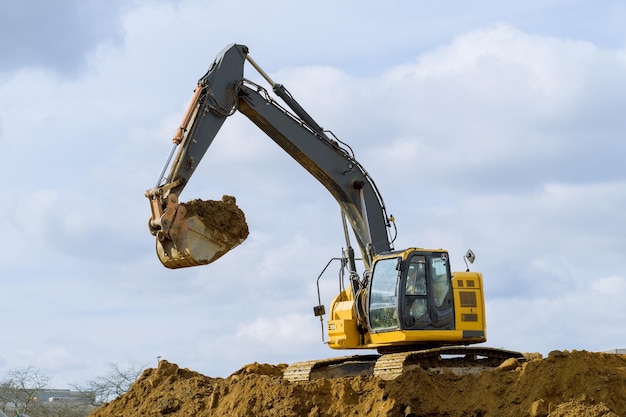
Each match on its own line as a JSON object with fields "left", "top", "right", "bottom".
{"left": 89, "top": 350, "right": 626, "bottom": 417}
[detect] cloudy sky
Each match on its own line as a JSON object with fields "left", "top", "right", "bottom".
{"left": 1, "top": 0, "right": 625, "bottom": 388}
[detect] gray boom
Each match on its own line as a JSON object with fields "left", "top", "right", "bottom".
{"left": 161, "top": 44, "right": 393, "bottom": 268}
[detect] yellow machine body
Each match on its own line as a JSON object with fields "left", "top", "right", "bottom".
{"left": 327, "top": 248, "right": 487, "bottom": 351}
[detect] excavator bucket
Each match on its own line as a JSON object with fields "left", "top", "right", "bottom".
{"left": 156, "top": 196, "right": 249, "bottom": 269}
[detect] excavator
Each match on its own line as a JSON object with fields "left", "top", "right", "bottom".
{"left": 145, "top": 44, "right": 523, "bottom": 381}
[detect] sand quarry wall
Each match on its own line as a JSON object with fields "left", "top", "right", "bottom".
{"left": 89, "top": 350, "right": 626, "bottom": 417}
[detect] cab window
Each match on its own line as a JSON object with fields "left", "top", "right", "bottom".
{"left": 405, "top": 257, "right": 426, "bottom": 295}
{"left": 430, "top": 255, "right": 451, "bottom": 307}
{"left": 404, "top": 256, "right": 428, "bottom": 320}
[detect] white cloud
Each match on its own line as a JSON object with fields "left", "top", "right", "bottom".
{"left": 487, "top": 273, "right": 626, "bottom": 353}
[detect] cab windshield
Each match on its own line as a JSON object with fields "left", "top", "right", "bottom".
{"left": 369, "top": 257, "right": 399, "bottom": 331}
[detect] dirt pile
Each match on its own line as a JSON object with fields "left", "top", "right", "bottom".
{"left": 182, "top": 195, "right": 249, "bottom": 241}
{"left": 89, "top": 350, "right": 626, "bottom": 417}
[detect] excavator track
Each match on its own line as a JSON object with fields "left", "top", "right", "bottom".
{"left": 284, "top": 347, "right": 524, "bottom": 382}
{"left": 283, "top": 355, "right": 381, "bottom": 382}
{"left": 373, "top": 346, "right": 524, "bottom": 380}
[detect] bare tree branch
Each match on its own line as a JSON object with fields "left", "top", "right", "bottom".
{"left": 0, "top": 366, "right": 50, "bottom": 416}
{"left": 71, "top": 361, "right": 146, "bottom": 405}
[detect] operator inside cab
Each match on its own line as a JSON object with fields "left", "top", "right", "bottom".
{"left": 405, "top": 259, "right": 427, "bottom": 318}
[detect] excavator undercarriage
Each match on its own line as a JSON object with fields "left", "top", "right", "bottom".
{"left": 283, "top": 347, "right": 525, "bottom": 382}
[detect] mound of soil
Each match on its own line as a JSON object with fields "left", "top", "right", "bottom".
{"left": 89, "top": 350, "right": 626, "bottom": 417}
{"left": 182, "top": 195, "right": 249, "bottom": 240}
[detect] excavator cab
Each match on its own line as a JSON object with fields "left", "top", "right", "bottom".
{"left": 326, "top": 248, "right": 486, "bottom": 351}
{"left": 368, "top": 250, "right": 454, "bottom": 333}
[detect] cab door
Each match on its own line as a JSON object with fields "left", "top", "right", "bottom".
{"left": 401, "top": 252, "right": 455, "bottom": 330}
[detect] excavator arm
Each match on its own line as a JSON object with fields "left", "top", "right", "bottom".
{"left": 146, "top": 44, "right": 394, "bottom": 270}
{"left": 146, "top": 44, "right": 510, "bottom": 374}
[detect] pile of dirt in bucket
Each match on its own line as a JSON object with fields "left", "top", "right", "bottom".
{"left": 182, "top": 195, "right": 249, "bottom": 241}
{"left": 154, "top": 195, "right": 249, "bottom": 268}
{"left": 89, "top": 350, "right": 626, "bottom": 417}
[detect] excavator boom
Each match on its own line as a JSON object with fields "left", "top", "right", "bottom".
{"left": 146, "top": 44, "right": 393, "bottom": 269}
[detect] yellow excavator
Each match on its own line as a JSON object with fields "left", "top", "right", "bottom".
{"left": 145, "top": 44, "right": 522, "bottom": 381}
